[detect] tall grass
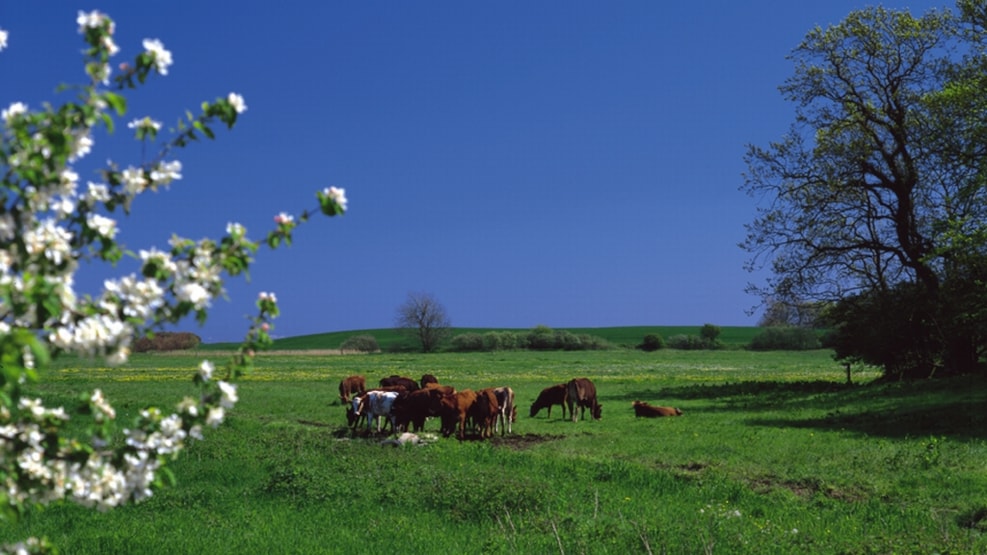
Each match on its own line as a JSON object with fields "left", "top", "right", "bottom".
{"left": 4, "top": 349, "right": 987, "bottom": 553}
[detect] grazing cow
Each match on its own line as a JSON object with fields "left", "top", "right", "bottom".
{"left": 529, "top": 384, "right": 568, "bottom": 419}
{"left": 380, "top": 375, "right": 419, "bottom": 392}
{"left": 423, "top": 382, "right": 455, "bottom": 396}
{"left": 354, "top": 390, "right": 400, "bottom": 433}
{"left": 470, "top": 388, "right": 501, "bottom": 439}
{"left": 420, "top": 374, "right": 438, "bottom": 388}
{"left": 566, "top": 378, "right": 602, "bottom": 422}
{"left": 338, "top": 375, "right": 366, "bottom": 404}
{"left": 492, "top": 386, "right": 516, "bottom": 435}
{"left": 391, "top": 387, "right": 447, "bottom": 432}
{"left": 438, "top": 389, "right": 478, "bottom": 439}
{"left": 632, "top": 401, "right": 683, "bottom": 417}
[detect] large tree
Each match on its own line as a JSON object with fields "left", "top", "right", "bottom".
{"left": 742, "top": 3, "right": 987, "bottom": 377}
{"left": 395, "top": 291, "right": 451, "bottom": 353}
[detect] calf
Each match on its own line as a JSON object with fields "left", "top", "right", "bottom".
{"left": 492, "top": 386, "right": 515, "bottom": 435}
{"left": 529, "top": 384, "right": 567, "bottom": 419}
{"left": 354, "top": 390, "right": 400, "bottom": 433}
{"left": 566, "top": 378, "right": 602, "bottom": 422}
{"left": 338, "top": 375, "right": 366, "bottom": 404}
{"left": 632, "top": 401, "right": 682, "bottom": 417}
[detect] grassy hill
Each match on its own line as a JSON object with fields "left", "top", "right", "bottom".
{"left": 200, "top": 325, "right": 765, "bottom": 351}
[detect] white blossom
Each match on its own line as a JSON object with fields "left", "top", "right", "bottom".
{"left": 87, "top": 213, "right": 118, "bottom": 239}
{"left": 149, "top": 160, "right": 181, "bottom": 186}
{"left": 198, "top": 360, "right": 214, "bottom": 382}
{"left": 324, "top": 186, "right": 348, "bottom": 212}
{"left": 128, "top": 117, "right": 162, "bottom": 132}
{"left": 142, "top": 38, "right": 173, "bottom": 75}
{"left": 217, "top": 381, "right": 238, "bottom": 409}
{"left": 227, "top": 92, "right": 247, "bottom": 114}
{"left": 76, "top": 10, "right": 112, "bottom": 33}
{"left": 120, "top": 167, "right": 147, "bottom": 195}
{"left": 2, "top": 101, "right": 27, "bottom": 123}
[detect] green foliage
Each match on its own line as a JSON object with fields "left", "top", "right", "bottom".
{"left": 338, "top": 334, "right": 379, "bottom": 353}
{"left": 636, "top": 333, "right": 665, "bottom": 351}
{"left": 700, "top": 323, "right": 721, "bottom": 342}
{"left": 748, "top": 327, "right": 821, "bottom": 351}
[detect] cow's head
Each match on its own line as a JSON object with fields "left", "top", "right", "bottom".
{"left": 592, "top": 404, "right": 603, "bottom": 420}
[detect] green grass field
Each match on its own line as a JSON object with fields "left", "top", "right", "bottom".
{"left": 4, "top": 348, "right": 987, "bottom": 553}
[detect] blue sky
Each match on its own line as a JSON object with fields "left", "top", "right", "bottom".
{"left": 1, "top": 1, "right": 946, "bottom": 342}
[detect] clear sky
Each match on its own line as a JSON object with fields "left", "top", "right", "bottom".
{"left": 1, "top": 1, "right": 946, "bottom": 342}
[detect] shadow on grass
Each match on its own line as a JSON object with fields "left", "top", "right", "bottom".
{"left": 617, "top": 376, "right": 987, "bottom": 440}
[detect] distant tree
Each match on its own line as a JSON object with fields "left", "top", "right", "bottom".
{"left": 700, "top": 324, "right": 721, "bottom": 343}
{"left": 394, "top": 291, "right": 452, "bottom": 353}
{"left": 758, "top": 299, "right": 824, "bottom": 328}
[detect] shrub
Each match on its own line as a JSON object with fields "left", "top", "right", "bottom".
{"left": 527, "top": 325, "right": 556, "bottom": 350}
{"left": 339, "top": 334, "right": 380, "bottom": 353}
{"left": 637, "top": 334, "right": 665, "bottom": 351}
{"left": 483, "top": 331, "right": 520, "bottom": 351}
{"left": 667, "top": 334, "right": 711, "bottom": 350}
{"left": 748, "top": 327, "right": 821, "bottom": 351}
{"left": 132, "top": 332, "right": 201, "bottom": 352}
{"left": 700, "top": 323, "right": 722, "bottom": 342}
{"left": 450, "top": 333, "right": 485, "bottom": 352}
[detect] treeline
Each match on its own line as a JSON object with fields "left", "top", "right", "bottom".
{"left": 637, "top": 324, "right": 823, "bottom": 352}
{"left": 449, "top": 325, "right": 611, "bottom": 352}
{"left": 132, "top": 331, "right": 202, "bottom": 352}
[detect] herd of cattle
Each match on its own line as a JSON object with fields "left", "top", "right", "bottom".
{"left": 339, "top": 374, "right": 682, "bottom": 440}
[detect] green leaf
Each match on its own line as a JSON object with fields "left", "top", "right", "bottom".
{"left": 103, "top": 92, "right": 127, "bottom": 116}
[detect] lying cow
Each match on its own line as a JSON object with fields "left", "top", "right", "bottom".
{"left": 353, "top": 390, "right": 400, "bottom": 433}
{"left": 632, "top": 401, "right": 682, "bottom": 417}
{"left": 529, "top": 383, "right": 567, "bottom": 419}
{"left": 338, "top": 375, "right": 366, "bottom": 404}
{"left": 566, "top": 378, "right": 602, "bottom": 422}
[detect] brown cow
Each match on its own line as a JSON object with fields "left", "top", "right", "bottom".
{"left": 391, "top": 387, "right": 448, "bottom": 432}
{"left": 338, "top": 375, "right": 366, "bottom": 404}
{"left": 566, "top": 378, "right": 602, "bottom": 422}
{"left": 380, "top": 375, "right": 419, "bottom": 392}
{"left": 471, "top": 388, "right": 501, "bottom": 439}
{"left": 632, "top": 401, "right": 682, "bottom": 417}
{"left": 438, "top": 389, "right": 478, "bottom": 439}
{"left": 420, "top": 374, "right": 438, "bottom": 388}
{"left": 529, "top": 384, "right": 568, "bottom": 419}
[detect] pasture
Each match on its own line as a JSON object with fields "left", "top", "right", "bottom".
{"left": 4, "top": 349, "right": 987, "bottom": 553}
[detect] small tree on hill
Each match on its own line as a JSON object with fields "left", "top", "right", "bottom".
{"left": 395, "top": 291, "right": 451, "bottom": 353}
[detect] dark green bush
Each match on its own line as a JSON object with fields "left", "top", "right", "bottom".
{"left": 748, "top": 327, "right": 821, "bottom": 351}
{"left": 132, "top": 331, "right": 201, "bottom": 352}
{"left": 667, "top": 334, "right": 719, "bottom": 350}
{"left": 339, "top": 334, "right": 380, "bottom": 353}
{"left": 450, "top": 333, "right": 485, "bottom": 352}
{"left": 637, "top": 334, "right": 665, "bottom": 351}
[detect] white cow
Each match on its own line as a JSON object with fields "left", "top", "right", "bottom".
{"left": 493, "top": 386, "right": 516, "bottom": 435}
{"left": 354, "top": 390, "right": 399, "bottom": 433}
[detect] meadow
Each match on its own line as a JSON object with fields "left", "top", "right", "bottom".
{"left": 4, "top": 347, "right": 987, "bottom": 554}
